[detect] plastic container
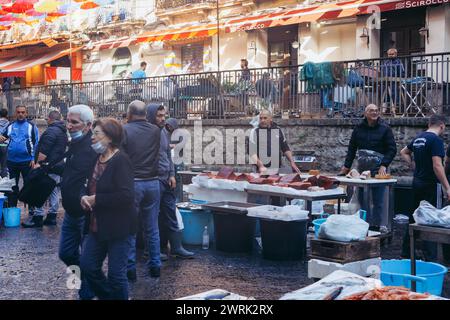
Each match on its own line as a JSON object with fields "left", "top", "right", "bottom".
{"left": 260, "top": 218, "right": 308, "bottom": 261}
{"left": 312, "top": 218, "right": 327, "bottom": 238}
{"left": 213, "top": 212, "right": 256, "bottom": 253}
{"left": 180, "top": 208, "right": 214, "bottom": 246}
{"left": 381, "top": 259, "right": 448, "bottom": 296}
{"left": 3, "top": 207, "right": 21, "bottom": 227}
{"left": 0, "top": 195, "right": 5, "bottom": 223}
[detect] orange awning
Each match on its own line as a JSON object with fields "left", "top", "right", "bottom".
{"left": 223, "top": 0, "right": 406, "bottom": 33}
{"left": 136, "top": 24, "right": 218, "bottom": 43}
{"left": 0, "top": 47, "right": 80, "bottom": 72}
{"left": 0, "top": 38, "right": 59, "bottom": 50}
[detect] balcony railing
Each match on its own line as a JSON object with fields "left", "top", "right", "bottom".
{"left": 2, "top": 52, "right": 449, "bottom": 120}
{"left": 156, "top": 0, "right": 216, "bottom": 10}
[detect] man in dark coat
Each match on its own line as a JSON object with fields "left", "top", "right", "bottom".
{"left": 340, "top": 104, "right": 397, "bottom": 230}
{"left": 54, "top": 104, "right": 97, "bottom": 300}
{"left": 22, "top": 110, "right": 68, "bottom": 228}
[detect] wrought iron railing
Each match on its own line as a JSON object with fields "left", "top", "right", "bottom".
{"left": 2, "top": 52, "right": 449, "bottom": 120}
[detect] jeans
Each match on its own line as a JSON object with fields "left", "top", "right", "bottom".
{"left": 80, "top": 234, "right": 129, "bottom": 300}
{"left": 34, "top": 174, "right": 60, "bottom": 217}
{"left": 357, "top": 186, "right": 386, "bottom": 226}
{"left": 158, "top": 180, "right": 180, "bottom": 247}
{"left": 59, "top": 212, "right": 94, "bottom": 300}
{"left": 7, "top": 160, "right": 32, "bottom": 208}
{"left": 128, "top": 179, "right": 160, "bottom": 271}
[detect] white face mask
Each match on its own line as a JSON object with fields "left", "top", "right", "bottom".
{"left": 91, "top": 141, "right": 107, "bottom": 154}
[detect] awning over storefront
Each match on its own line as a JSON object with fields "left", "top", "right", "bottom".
{"left": 223, "top": 0, "right": 422, "bottom": 33}
{"left": 0, "top": 47, "right": 80, "bottom": 74}
{"left": 88, "top": 37, "right": 139, "bottom": 52}
{"left": 0, "top": 38, "right": 59, "bottom": 50}
{"left": 136, "top": 24, "right": 218, "bottom": 43}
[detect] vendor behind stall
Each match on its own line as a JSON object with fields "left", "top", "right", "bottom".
{"left": 400, "top": 114, "right": 450, "bottom": 260}
{"left": 339, "top": 104, "right": 397, "bottom": 230}
{"left": 249, "top": 109, "right": 300, "bottom": 174}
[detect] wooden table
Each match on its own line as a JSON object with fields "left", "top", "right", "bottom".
{"left": 409, "top": 223, "right": 450, "bottom": 292}
{"left": 334, "top": 177, "right": 397, "bottom": 231}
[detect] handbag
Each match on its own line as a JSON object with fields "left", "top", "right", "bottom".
{"left": 18, "top": 150, "right": 70, "bottom": 208}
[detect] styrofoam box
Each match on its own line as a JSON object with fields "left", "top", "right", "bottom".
{"left": 308, "top": 257, "right": 381, "bottom": 280}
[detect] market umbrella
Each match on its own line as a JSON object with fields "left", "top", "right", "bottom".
{"left": 47, "top": 11, "right": 66, "bottom": 17}
{"left": 0, "top": 14, "right": 25, "bottom": 22}
{"left": 0, "top": 9, "right": 8, "bottom": 15}
{"left": 35, "top": 0, "right": 61, "bottom": 13}
{"left": 3, "top": 1, "right": 34, "bottom": 14}
{"left": 24, "top": 8, "right": 46, "bottom": 17}
{"left": 80, "top": 1, "right": 99, "bottom": 10}
{"left": 0, "top": 25, "right": 11, "bottom": 30}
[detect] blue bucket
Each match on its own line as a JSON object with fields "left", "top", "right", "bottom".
{"left": 190, "top": 199, "right": 208, "bottom": 205}
{"left": 3, "top": 207, "right": 21, "bottom": 228}
{"left": 381, "top": 259, "right": 448, "bottom": 296}
{"left": 180, "top": 208, "right": 214, "bottom": 245}
{"left": 312, "top": 218, "right": 327, "bottom": 238}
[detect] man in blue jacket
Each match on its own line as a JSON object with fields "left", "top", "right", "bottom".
{"left": 22, "top": 110, "right": 68, "bottom": 228}
{"left": 147, "top": 103, "right": 194, "bottom": 264}
{"left": 0, "top": 105, "right": 39, "bottom": 209}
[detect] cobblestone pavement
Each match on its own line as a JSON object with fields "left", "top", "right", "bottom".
{"left": 0, "top": 208, "right": 448, "bottom": 300}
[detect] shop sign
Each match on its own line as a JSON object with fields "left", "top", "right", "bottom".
{"left": 395, "top": 0, "right": 450, "bottom": 10}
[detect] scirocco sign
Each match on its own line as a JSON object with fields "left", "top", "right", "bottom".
{"left": 396, "top": 0, "right": 449, "bottom": 9}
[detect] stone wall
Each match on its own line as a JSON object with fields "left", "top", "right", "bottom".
{"left": 35, "top": 117, "right": 447, "bottom": 178}
{"left": 177, "top": 118, "right": 446, "bottom": 177}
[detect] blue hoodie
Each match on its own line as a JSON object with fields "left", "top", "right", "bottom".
{"left": 2, "top": 120, "right": 39, "bottom": 163}
{"left": 146, "top": 103, "right": 175, "bottom": 181}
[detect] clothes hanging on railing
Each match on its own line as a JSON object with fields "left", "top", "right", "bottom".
{"left": 300, "top": 62, "right": 337, "bottom": 92}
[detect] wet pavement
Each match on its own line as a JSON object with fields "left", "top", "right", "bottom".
{"left": 0, "top": 207, "right": 448, "bottom": 300}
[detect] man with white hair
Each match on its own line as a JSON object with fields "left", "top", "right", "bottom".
{"left": 54, "top": 104, "right": 97, "bottom": 300}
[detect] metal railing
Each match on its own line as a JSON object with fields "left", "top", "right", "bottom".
{"left": 2, "top": 52, "right": 449, "bottom": 120}
{"left": 156, "top": 0, "right": 216, "bottom": 10}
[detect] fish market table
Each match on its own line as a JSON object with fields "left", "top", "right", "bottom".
{"left": 244, "top": 185, "right": 346, "bottom": 216}
{"left": 334, "top": 177, "right": 397, "bottom": 231}
{"left": 409, "top": 224, "right": 450, "bottom": 292}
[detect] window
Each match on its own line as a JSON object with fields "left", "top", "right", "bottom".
{"left": 112, "top": 47, "right": 132, "bottom": 79}
{"left": 181, "top": 43, "right": 204, "bottom": 73}
{"left": 381, "top": 7, "right": 426, "bottom": 57}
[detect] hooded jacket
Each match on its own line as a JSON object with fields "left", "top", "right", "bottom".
{"left": 35, "top": 120, "right": 68, "bottom": 164}
{"left": 122, "top": 119, "right": 160, "bottom": 180}
{"left": 147, "top": 104, "right": 175, "bottom": 181}
{"left": 344, "top": 117, "right": 397, "bottom": 169}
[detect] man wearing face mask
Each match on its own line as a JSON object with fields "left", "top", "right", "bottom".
{"left": 53, "top": 104, "right": 97, "bottom": 300}
{"left": 400, "top": 114, "right": 450, "bottom": 260}
{"left": 147, "top": 104, "right": 194, "bottom": 261}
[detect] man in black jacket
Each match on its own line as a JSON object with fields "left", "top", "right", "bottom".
{"left": 122, "top": 100, "right": 161, "bottom": 280}
{"left": 340, "top": 104, "right": 397, "bottom": 230}
{"left": 56, "top": 104, "right": 97, "bottom": 300}
{"left": 22, "top": 110, "right": 68, "bottom": 228}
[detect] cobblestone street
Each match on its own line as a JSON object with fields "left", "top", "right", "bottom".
{"left": 1, "top": 208, "right": 448, "bottom": 300}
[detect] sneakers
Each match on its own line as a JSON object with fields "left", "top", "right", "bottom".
{"left": 43, "top": 214, "right": 57, "bottom": 226}
{"left": 127, "top": 269, "right": 137, "bottom": 282}
{"left": 21, "top": 215, "right": 43, "bottom": 228}
{"left": 149, "top": 266, "right": 160, "bottom": 278}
